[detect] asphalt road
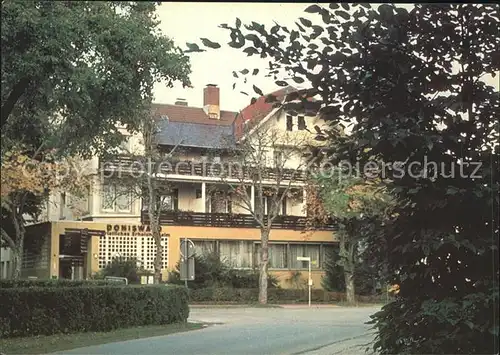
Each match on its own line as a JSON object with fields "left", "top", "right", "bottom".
{"left": 56, "top": 305, "right": 379, "bottom": 355}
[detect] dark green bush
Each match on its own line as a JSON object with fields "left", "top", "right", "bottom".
{"left": 187, "top": 287, "right": 390, "bottom": 304}
{"left": 168, "top": 252, "right": 279, "bottom": 289}
{"left": 95, "top": 256, "right": 153, "bottom": 284}
{"left": 0, "top": 285, "right": 189, "bottom": 338}
{"left": 0, "top": 279, "right": 114, "bottom": 288}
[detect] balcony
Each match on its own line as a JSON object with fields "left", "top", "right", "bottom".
{"left": 99, "top": 155, "right": 308, "bottom": 182}
{"left": 141, "top": 210, "right": 336, "bottom": 231}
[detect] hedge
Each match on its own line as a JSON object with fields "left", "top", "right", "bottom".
{"left": 187, "top": 287, "right": 390, "bottom": 304}
{"left": 0, "top": 279, "right": 115, "bottom": 288}
{"left": 0, "top": 285, "right": 189, "bottom": 338}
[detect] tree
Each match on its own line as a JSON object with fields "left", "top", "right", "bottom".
{"left": 321, "top": 246, "right": 345, "bottom": 292}
{"left": 1, "top": 1, "right": 191, "bottom": 155}
{"left": 1, "top": 147, "right": 90, "bottom": 278}
{"left": 311, "top": 169, "right": 394, "bottom": 304}
{"left": 216, "top": 120, "right": 315, "bottom": 304}
{"left": 191, "top": 3, "right": 499, "bottom": 353}
{"left": 1, "top": 1, "right": 191, "bottom": 279}
{"left": 102, "top": 111, "right": 183, "bottom": 284}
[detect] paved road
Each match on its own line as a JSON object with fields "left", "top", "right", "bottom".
{"left": 56, "top": 306, "right": 379, "bottom": 355}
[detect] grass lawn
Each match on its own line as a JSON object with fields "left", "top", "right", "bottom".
{"left": 0, "top": 322, "right": 204, "bottom": 355}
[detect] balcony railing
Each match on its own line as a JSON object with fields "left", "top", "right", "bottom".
{"left": 141, "top": 211, "right": 336, "bottom": 231}
{"left": 99, "top": 155, "right": 308, "bottom": 182}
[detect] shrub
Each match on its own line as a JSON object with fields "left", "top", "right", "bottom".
{"left": 0, "top": 285, "right": 189, "bottom": 338}
{"left": 96, "top": 256, "right": 153, "bottom": 284}
{"left": 168, "top": 252, "right": 279, "bottom": 289}
{"left": 0, "top": 279, "right": 114, "bottom": 288}
{"left": 321, "top": 247, "right": 346, "bottom": 292}
{"left": 187, "top": 287, "right": 389, "bottom": 304}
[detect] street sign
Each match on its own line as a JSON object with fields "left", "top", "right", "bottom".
{"left": 180, "top": 239, "right": 195, "bottom": 258}
{"left": 180, "top": 256, "right": 195, "bottom": 281}
{"left": 180, "top": 238, "right": 195, "bottom": 282}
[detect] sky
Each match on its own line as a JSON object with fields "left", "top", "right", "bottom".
{"left": 154, "top": 2, "right": 315, "bottom": 112}
{"left": 153, "top": 3, "right": 499, "bottom": 113}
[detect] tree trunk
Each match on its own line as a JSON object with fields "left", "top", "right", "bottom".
{"left": 150, "top": 218, "right": 162, "bottom": 284}
{"left": 153, "top": 236, "right": 163, "bottom": 284}
{"left": 12, "top": 243, "right": 23, "bottom": 279}
{"left": 339, "top": 227, "right": 357, "bottom": 305}
{"left": 11, "top": 208, "right": 26, "bottom": 280}
{"left": 344, "top": 271, "right": 355, "bottom": 305}
{"left": 259, "top": 228, "right": 270, "bottom": 304}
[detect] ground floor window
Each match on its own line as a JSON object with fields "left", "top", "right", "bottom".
{"left": 192, "top": 239, "right": 336, "bottom": 270}
{"left": 219, "top": 240, "right": 253, "bottom": 268}
{"left": 255, "top": 243, "right": 288, "bottom": 269}
{"left": 193, "top": 240, "right": 216, "bottom": 257}
{"left": 289, "top": 244, "right": 321, "bottom": 269}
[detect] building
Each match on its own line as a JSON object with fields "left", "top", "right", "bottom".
{"left": 0, "top": 84, "right": 338, "bottom": 289}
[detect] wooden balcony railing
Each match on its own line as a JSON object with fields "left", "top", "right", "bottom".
{"left": 141, "top": 211, "right": 336, "bottom": 231}
{"left": 99, "top": 155, "right": 308, "bottom": 182}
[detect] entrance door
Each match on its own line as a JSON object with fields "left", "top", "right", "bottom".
{"left": 59, "top": 259, "right": 73, "bottom": 279}
{"left": 59, "top": 257, "right": 84, "bottom": 280}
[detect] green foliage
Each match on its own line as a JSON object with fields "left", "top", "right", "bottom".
{"left": 168, "top": 252, "right": 279, "bottom": 289}
{"left": 369, "top": 286, "right": 499, "bottom": 354}
{"left": 0, "top": 279, "right": 114, "bottom": 288}
{"left": 0, "top": 285, "right": 189, "bottom": 338}
{"left": 1, "top": 0, "right": 192, "bottom": 280}
{"left": 1, "top": 1, "right": 191, "bottom": 156}
{"left": 97, "top": 257, "right": 152, "bottom": 284}
{"left": 188, "top": 287, "right": 389, "bottom": 304}
{"left": 315, "top": 169, "right": 395, "bottom": 220}
{"left": 321, "top": 247, "right": 346, "bottom": 292}
{"left": 322, "top": 245, "right": 380, "bottom": 295}
{"left": 192, "top": 3, "right": 499, "bottom": 353}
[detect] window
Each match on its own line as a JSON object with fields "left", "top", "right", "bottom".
{"left": 193, "top": 240, "right": 216, "bottom": 257}
{"left": 255, "top": 243, "right": 287, "bottom": 269}
{"left": 298, "top": 116, "right": 306, "bottom": 130}
{"left": 101, "top": 184, "right": 132, "bottom": 213}
{"left": 289, "top": 244, "right": 321, "bottom": 269}
{"left": 219, "top": 241, "right": 253, "bottom": 268}
{"left": 286, "top": 115, "right": 293, "bottom": 131}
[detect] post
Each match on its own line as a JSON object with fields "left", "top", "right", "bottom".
{"left": 184, "top": 237, "right": 188, "bottom": 289}
{"left": 308, "top": 259, "right": 311, "bottom": 308}
{"left": 201, "top": 182, "right": 206, "bottom": 213}
{"left": 297, "top": 256, "right": 312, "bottom": 307}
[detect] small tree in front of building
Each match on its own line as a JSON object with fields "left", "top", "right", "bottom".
{"left": 102, "top": 110, "right": 186, "bottom": 284}
{"left": 1, "top": 147, "right": 90, "bottom": 279}
{"left": 216, "top": 118, "right": 315, "bottom": 304}
{"left": 307, "top": 168, "right": 395, "bottom": 304}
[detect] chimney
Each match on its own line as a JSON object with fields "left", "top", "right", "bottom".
{"left": 175, "top": 98, "right": 188, "bottom": 106}
{"left": 203, "top": 84, "right": 220, "bottom": 119}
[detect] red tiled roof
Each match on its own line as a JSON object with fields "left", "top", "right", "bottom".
{"left": 233, "top": 86, "right": 297, "bottom": 139}
{"left": 151, "top": 103, "right": 237, "bottom": 126}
